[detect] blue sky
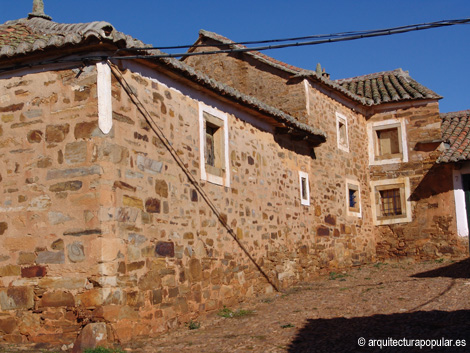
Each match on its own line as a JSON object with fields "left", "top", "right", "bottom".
{"left": 1, "top": 1, "right": 469, "bottom": 113}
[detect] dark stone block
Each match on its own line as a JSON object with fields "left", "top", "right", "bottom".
{"left": 21, "top": 266, "right": 47, "bottom": 278}
{"left": 317, "top": 226, "right": 330, "bottom": 236}
{"left": 151, "top": 289, "right": 162, "bottom": 305}
{"left": 325, "top": 214, "right": 336, "bottom": 226}
{"left": 0, "top": 222, "right": 7, "bottom": 235}
{"left": 63, "top": 229, "right": 102, "bottom": 237}
{"left": 0, "top": 103, "right": 24, "bottom": 112}
{"left": 145, "top": 198, "right": 161, "bottom": 213}
{"left": 155, "top": 242, "right": 174, "bottom": 257}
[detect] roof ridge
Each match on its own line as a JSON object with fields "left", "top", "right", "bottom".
{"left": 440, "top": 110, "right": 470, "bottom": 119}
{"left": 334, "top": 68, "right": 408, "bottom": 83}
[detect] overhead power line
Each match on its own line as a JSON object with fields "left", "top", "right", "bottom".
{"left": 0, "top": 17, "right": 468, "bottom": 75}
{"left": 114, "top": 17, "right": 470, "bottom": 59}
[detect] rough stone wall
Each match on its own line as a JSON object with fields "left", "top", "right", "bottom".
{"left": 305, "top": 86, "right": 376, "bottom": 268}
{"left": 0, "top": 63, "right": 377, "bottom": 346}
{"left": 183, "top": 41, "right": 308, "bottom": 120}
{"left": 369, "top": 103, "right": 467, "bottom": 260}
{"left": 99, "top": 67, "right": 376, "bottom": 341}
{"left": 0, "top": 66, "right": 111, "bottom": 345}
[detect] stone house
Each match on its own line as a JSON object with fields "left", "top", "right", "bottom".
{"left": 183, "top": 29, "right": 469, "bottom": 260}
{"left": 0, "top": 3, "right": 467, "bottom": 349}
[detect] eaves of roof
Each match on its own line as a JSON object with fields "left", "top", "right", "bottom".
{"left": 0, "top": 17, "right": 147, "bottom": 59}
{"left": 437, "top": 110, "right": 470, "bottom": 163}
{"left": 335, "top": 69, "right": 442, "bottom": 105}
{"left": 157, "top": 55, "right": 326, "bottom": 143}
{"left": 0, "top": 17, "right": 326, "bottom": 144}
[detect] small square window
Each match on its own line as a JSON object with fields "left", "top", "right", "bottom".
{"left": 368, "top": 119, "right": 408, "bottom": 165}
{"left": 199, "top": 103, "right": 230, "bottom": 187}
{"left": 370, "top": 178, "right": 411, "bottom": 225}
{"left": 346, "top": 179, "right": 361, "bottom": 217}
{"left": 379, "top": 188, "right": 403, "bottom": 217}
{"left": 375, "top": 126, "right": 401, "bottom": 159}
{"left": 299, "top": 171, "right": 310, "bottom": 206}
{"left": 336, "top": 113, "right": 349, "bottom": 152}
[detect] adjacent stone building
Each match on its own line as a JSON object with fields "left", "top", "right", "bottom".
{"left": 184, "top": 30, "right": 469, "bottom": 260}
{"left": 0, "top": 3, "right": 467, "bottom": 349}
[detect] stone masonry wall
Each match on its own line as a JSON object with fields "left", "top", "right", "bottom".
{"left": 99, "top": 66, "right": 376, "bottom": 341}
{"left": 183, "top": 41, "right": 308, "bottom": 121}
{"left": 0, "top": 62, "right": 377, "bottom": 347}
{"left": 304, "top": 86, "right": 376, "bottom": 268}
{"left": 369, "top": 103, "right": 467, "bottom": 260}
{"left": 186, "top": 47, "right": 377, "bottom": 270}
{"left": 0, "top": 66, "right": 111, "bottom": 345}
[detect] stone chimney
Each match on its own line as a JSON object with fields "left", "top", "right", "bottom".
{"left": 28, "top": 0, "right": 52, "bottom": 20}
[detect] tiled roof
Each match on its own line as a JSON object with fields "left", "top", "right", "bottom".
{"left": 195, "top": 30, "right": 374, "bottom": 106}
{"left": 0, "top": 17, "right": 146, "bottom": 58}
{"left": 0, "top": 17, "right": 326, "bottom": 144}
{"left": 194, "top": 31, "right": 442, "bottom": 107}
{"left": 334, "top": 69, "right": 442, "bottom": 105}
{"left": 438, "top": 110, "right": 470, "bottom": 163}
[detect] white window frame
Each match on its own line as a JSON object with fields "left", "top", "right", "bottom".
{"left": 367, "top": 118, "right": 408, "bottom": 165}
{"left": 370, "top": 177, "right": 412, "bottom": 225}
{"left": 198, "top": 102, "right": 230, "bottom": 187}
{"left": 299, "top": 171, "right": 310, "bottom": 206}
{"left": 345, "top": 178, "right": 361, "bottom": 217}
{"left": 336, "top": 112, "right": 349, "bottom": 152}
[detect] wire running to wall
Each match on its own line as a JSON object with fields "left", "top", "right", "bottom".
{"left": 107, "top": 61, "right": 280, "bottom": 292}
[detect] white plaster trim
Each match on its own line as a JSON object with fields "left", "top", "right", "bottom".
{"left": 367, "top": 118, "right": 408, "bottom": 165}
{"left": 198, "top": 102, "right": 230, "bottom": 187}
{"left": 96, "top": 62, "right": 112, "bottom": 134}
{"left": 452, "top": 164, "right": 470, "bottom": 237}
{"left": 120, "top": 61, "right": 274, "bottom": 133}
{"left": 336, "top": 112, "right": 349, "bottom": 153}
{"left": 299, "top": 171, "right": 310, "bottom": 206}
{"left": 370, "top": 177, "right": 412, "bottom": 225}
{"left": 304, "top": 79, "right": 310, "bottom": 116}
{"left": 345, "top": 178, "right": 361, "bottom": 217}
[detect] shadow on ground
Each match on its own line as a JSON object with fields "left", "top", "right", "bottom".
{"left": 412, "top": 258, "right": 470, "bottom": 279}
{"left": 288, "top": 310, "right": 469, "bottom": 353}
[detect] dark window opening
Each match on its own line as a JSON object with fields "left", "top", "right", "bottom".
{"left": 301, "top": 177, "right": 308, "bottom": 200}
{"left": 380, "top": 188, "right": 402, "bottom": 216}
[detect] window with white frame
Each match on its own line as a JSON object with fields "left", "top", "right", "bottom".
{"left": 299, "top": 171, "right": 310, "bottom": 206}
{"left": 345, "top": 179, "right": 361, "bottom": 217}
{"left": 370, "top": 178, "right": 412, "bottom": 225}
{"left": 199, "top": 102, "right": 230, "bottom": 187}
{"left": 336, "top": 113, "right": 349, "bottom": 152}
{"left": 367, "top": 119, "right": 408, "bottom": 165}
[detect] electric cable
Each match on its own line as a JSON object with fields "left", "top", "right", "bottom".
{"left": 116, "top": 17, "right": 470, "bottom": 53}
